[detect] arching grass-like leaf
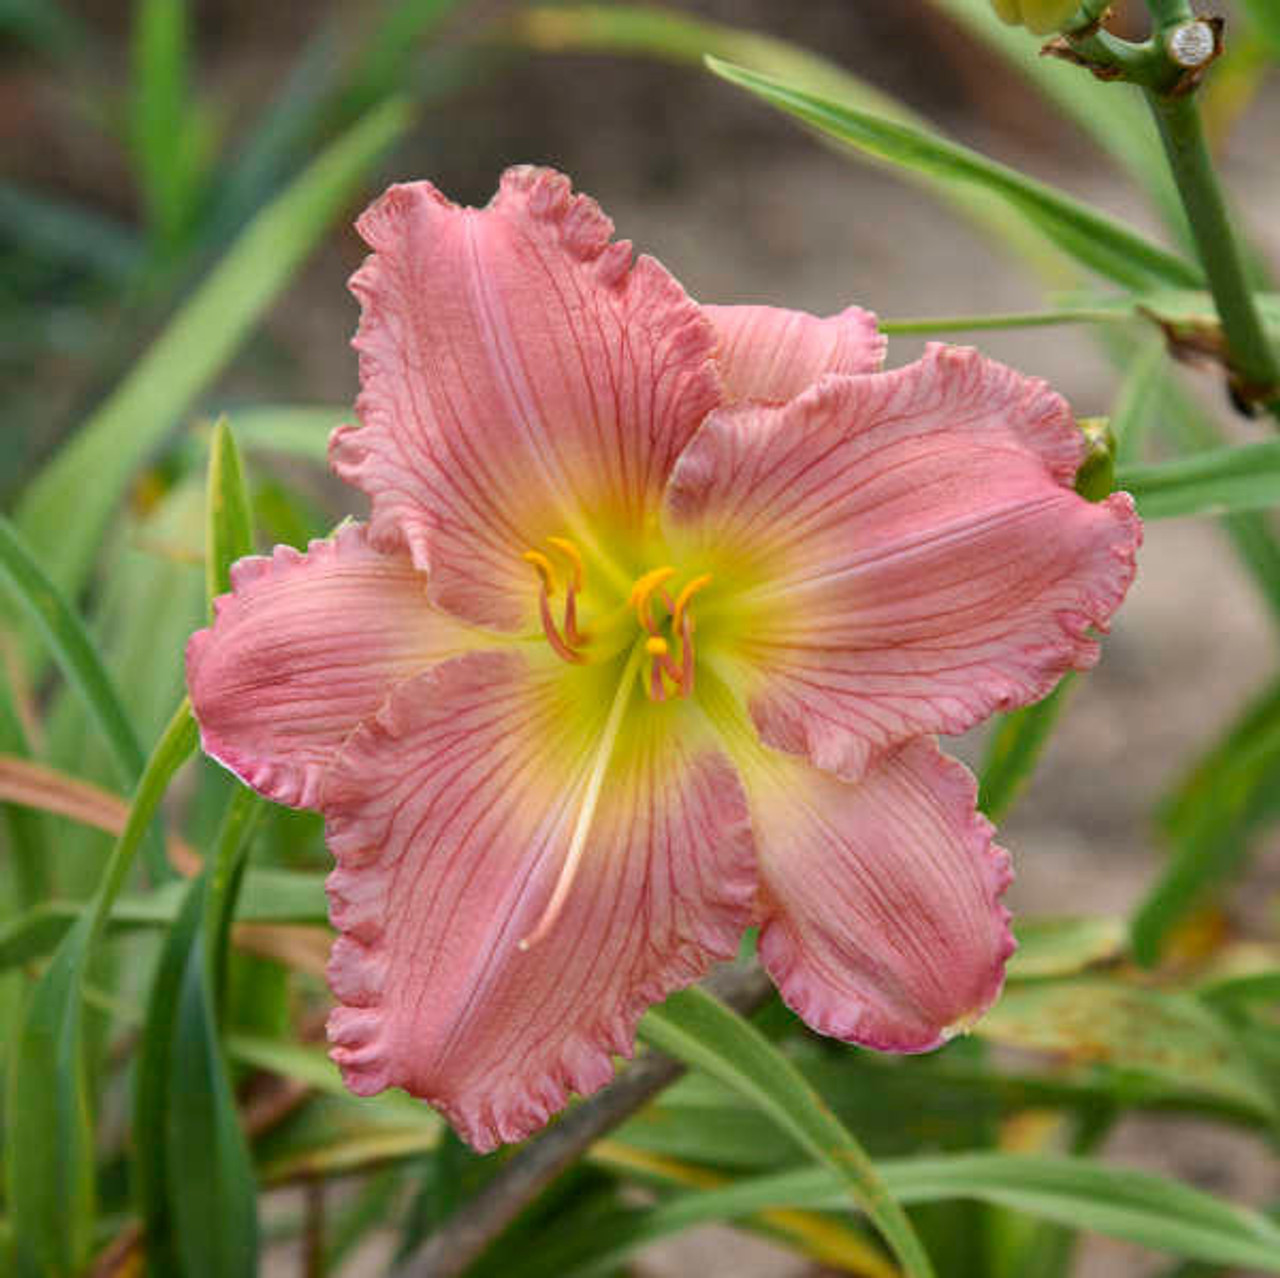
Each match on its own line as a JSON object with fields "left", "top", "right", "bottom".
{"left": 1118, "top": 439, "right": 1280, "bottom": 520}
{"left": 14, "top": 96, "right": 411, "bottom": 607}
{"left": 704, "top": 57, "right": 1202, "bottom": 291}
{"left": 0, "top": 515, "right": 145, "bottom": 784}
{"left": 135, "top": 787, "right": 263, "bottom": 1278}
{"left": 921, "top": 0, "right": 1189, "bottom": 242}
{"left": 3, "top": 701, "right": 196, "bottom": 1277}
{"left": 508, "top": 1153, "right": 1280, "bottom": 1277}
{"left": 978, "top": 676, "right": 1074, "bottom": 823}
{"left": 1133, "top": 675, "right": 1280, "bottom": 966}
{"left": 0, "top": 514, "right": 171, "bottom": 881}
{"left": 640, "top": 983, "right": 936, "bottom": 1278}
{"left": 513, "top": 4, "right": 1074, "bottom": 280}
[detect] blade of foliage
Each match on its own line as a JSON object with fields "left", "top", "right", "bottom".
{"left": 201, "top": 26, "right": 344, "bottom": 243}
{"left": 1110, "top": 336, "right": 1169, "bottom": 465}
{"left": 1199, "top": 969, "right": 1280, "bottom": 1010}
{"left": 1117, "top": 438, "right": 1280, "bottom": 519}
{"left": 0, "top": 752, "right": 199, "bottom": 870}
{"left": 1132, "top": 674, "right": 1280, "bottom": 966}
{"left": 640, "top": 983, "right": 935, "bottom": 1278}
{"left": 205, "top": 418, "right": 254, "bottom": 603}
{"left": 41, "top": 480, "right": 207, "bottom": 827}
{"left": 1151, "top": 349, "right": 1280, "bottom": 627}
{"left": 228, "top": 1035, "right": 438, "bottom": 1130}
{"left": 338, "top": 0, "right": 471, "bottom": 120}
{"left": 512, "top": 1153, "right": 1280, "bottom": 1276}
{"left": 0, "top": 514, "right": 171, "bottom": 881}
{"left": 514, "top": 5, "right": 1077, "bottom": 281}
{"left": 130, "top": 0, "right": 200, "bottom": 251}
{"left": 1006, "top": 916, "right": 1127, "bottom": 981}
{"left": 0, "top": 181, "right": 145, "bottom": 283}
{"left": 0, "top": 868, "right": 328, "bottom": 971}
{"left": 704, "top": 57, "right": 1202, "bottom": 291}
{"left": 978, "top": 676, "right": 1074, "bottom": 822}
{"left": 977, "top": 979, "right": 1275, "bottom": 1118}
{"left": 136, "top": 787, "right": 263, "bottom": 1278}
{"left": 207, "top": 0, "right": 461, "bottom": 243}
{"left": 0, "top": 683, "right": 49, "bottom": 904}
{"left": 138, "top": 437, "right": 261, "bottom": 1274}
{"left": 0, "top": 515, "right": 145, "bottom": 783}
{"left": 4, "top": 700, "right": 196, "bottom": 1277}
{"left": 921, "top": 0, "right": 1188, "bottom": 242}
{"left": 13, "top": 95, "right": 411, "bottom": 606}
{"left": 583, "top": 1143, "right": 901, "bottom": 1278}
{"left": 227, "top": 404, "right": 345, "bottom": 463}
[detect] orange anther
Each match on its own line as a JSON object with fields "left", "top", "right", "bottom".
{"left": 628, "top": 566, "right": 676, "bottom": 630}
{"left": 672, "top": 573, "right": 712, "bottom": 636}
{"left": 545, "top": 537, "right": 585, "bottom": 593}
{"left": 522, "top": 550, "right": 558, "bottom": 596}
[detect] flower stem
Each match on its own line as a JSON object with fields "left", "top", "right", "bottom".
{"left": 1145, "top": 88, "right": 1280, "bottom": 417}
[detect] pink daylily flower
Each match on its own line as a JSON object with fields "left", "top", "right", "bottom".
{"left": 187, "top": 167, "right": 1141, "bottom": 1152}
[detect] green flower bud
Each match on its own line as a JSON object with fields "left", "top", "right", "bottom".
{"left": 1074, "top": 417, "right": 1116, "bottom": 503}
{"left": 990, "top": 0, "right": 1083, "bottom": 36}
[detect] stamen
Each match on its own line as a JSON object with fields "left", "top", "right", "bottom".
{"left": 649, "top": 661, "right": 668, "bottom": 702}
{"left": 672, "top": 573, "right": 713, "bottom": 636}
{"left": 629, "top": 566, "right": 676, "bottom": 631}
{"left": 522, "top": 550, "right": 558, "bottom": 596}
{"left": 563, "top": 585, "right": 587, "bottom": 647}
{"left": 519, "top": 641, "right": 646, "bottom": 950}
{"left": 645, "top": 636, "right": 669, "bottom": 657}
{"left": 677, "top": 612, "right": 696, "bottom": 697}
{"left": 545, "top": 536, "right": 585, "bottom": 593}
{"left": 539, "top": 589, "right": 586, "bottom": 664}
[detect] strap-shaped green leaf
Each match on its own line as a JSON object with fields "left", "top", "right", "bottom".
{"left": 3, "top": 700, "right": 196, "bottom": 1276}
{"left": 1118, "top": 438, "right": 1280, "bottom": 519}
{"left": 705, "top": 56, "right": 1202, "bottom": 291}
{"left": 562, "top": 1153, "right": 1280, "bottom": 1276}
{"left": 14, "top": 95, "right": 410, "bottom": 608}
{"left": 135, "top": 787, "right": 263, "bottom": 1278}
{"left": 640, "top": 983, "right": 935, "bottom": 1278}
{"left": 0, "top": 514, "right": 171, "bottom": 882}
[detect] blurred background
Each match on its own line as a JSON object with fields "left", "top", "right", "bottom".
{"left": 3, "top": 2, "right": 1278, "bottom": 1273}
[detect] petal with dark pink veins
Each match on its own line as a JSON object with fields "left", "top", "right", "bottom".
{"left": 320, "top": 649, "right": 757, "bottom": 1152}
{"left": 664, "top": 344, "right": 1141, "bottom": 781}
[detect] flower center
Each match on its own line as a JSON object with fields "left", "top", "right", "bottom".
{"left": 521, "top": 537, "right": 711, "bottom": 701}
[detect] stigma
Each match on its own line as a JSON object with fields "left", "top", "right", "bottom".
{"left": 521, "top": 538, "right": 711, "bottom": 700}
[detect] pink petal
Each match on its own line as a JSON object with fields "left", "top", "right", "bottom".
{"left": 747, "top": 736, "right": 1014, "bottom": 1051}
{"left": 186, "top": 524, "right": 476, "bottom": 809}
{"left": 320, "top": 649, "right": 757, "bottom": 1151}
{"left": 704, "top": 304, "right": 885, "bottom": 403}
{"left": 331, "top": 167, "right": 722, "bottom": 630}
{"left": 664, "top": 345, "right": 1141, "bottom": 780}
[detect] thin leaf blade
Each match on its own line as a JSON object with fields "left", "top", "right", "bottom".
{"left": 640, "top": 983, "right": 935, "bottom": 1278}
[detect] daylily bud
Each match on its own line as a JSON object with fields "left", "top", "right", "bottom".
{"left": 990, "top": 0, "right": 1084, "bottom": 36}
{"left": 1074, "top": 417, "right": 1117, "bottom": 502}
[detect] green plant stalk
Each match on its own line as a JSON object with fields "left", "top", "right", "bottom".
{"left": 1146, "top": 90, "right": 1280, "bottom": 416}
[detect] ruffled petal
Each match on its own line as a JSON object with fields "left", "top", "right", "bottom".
{"left": 744, "top": 735, "right": 1013, "bottom": 1051}
{"left": 704, "top": 303, "right": 885, "bottom": 403}
{"left": 332, "top": 167, "right": 722, "bottom": 630}
{"left": 320, "top": 649, "right": 757, "bottom": 1151}
{"left": 186, "top": 524, "right": 478, "bottom": 809}
{"left": 664, "top": 345, "right": 1141, "bottom": 780}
